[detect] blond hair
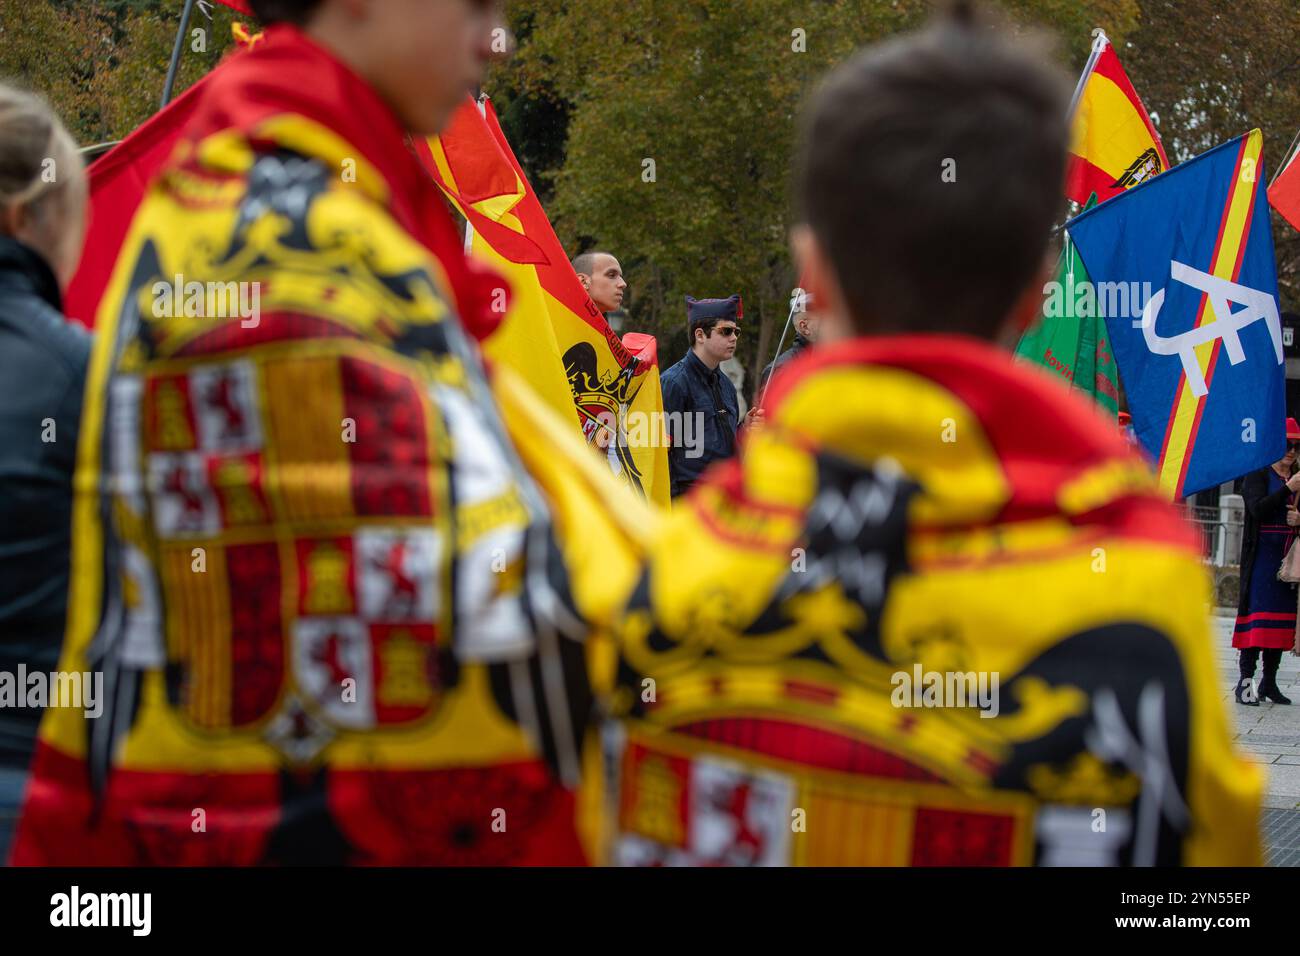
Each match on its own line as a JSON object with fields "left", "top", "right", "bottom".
{"left": 0, "top": 83, "right": 85, "bottom": 226}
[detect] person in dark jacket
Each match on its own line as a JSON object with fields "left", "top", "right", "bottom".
{"left": 756, "top": 288, "right": 821, "bottom": 396}
{"left": 0, "top": 84, "right": 90, "bottom": 861}
{"left": 660, "top": 294, "right": 761, "bottom": 498}
{"left": 1231, "top": 417, "right": 1300, "bottom": 706}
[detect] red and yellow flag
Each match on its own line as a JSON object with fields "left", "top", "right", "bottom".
{"left": 420, "top": 97, "right": 670, "bottom": 506}
{"left": 1066, "top": 37, "right": 1169, "bottom": 205}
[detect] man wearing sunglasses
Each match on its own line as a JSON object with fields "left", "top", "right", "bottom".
{"left": 660, "top": 294, "right": 762, "bottom": 498}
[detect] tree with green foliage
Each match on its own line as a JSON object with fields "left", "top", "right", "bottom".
{"left": 497, "top": 0, "right": 1143, "bottom": 391}
{"left": 0, "top": 0, "right": 237, "bottom": 149}
{"left": 6, "top": 0, "right": 1297, "bottom": 376}
{"left": 1125, "top": 0, "right": 1300, "bottom": 308}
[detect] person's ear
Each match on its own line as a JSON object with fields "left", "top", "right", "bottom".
{"left": 578, "top": 273, "right": 590, "bottom": 291}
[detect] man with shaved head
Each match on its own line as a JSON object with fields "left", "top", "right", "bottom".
{"left": 572, "top": 250, "right": 627, "bottom": 315}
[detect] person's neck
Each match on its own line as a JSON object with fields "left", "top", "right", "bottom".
{"left": 691, "top": 345, "right": 720, "bottom": 371}
{"left": 1274, "top": 461, "right": 1293, "bottom": 479}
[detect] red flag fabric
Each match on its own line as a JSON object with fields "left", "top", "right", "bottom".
{"left": 1268, "top": 138, "right": 1300, "bottom": 234}
{"left": 14, "top": 23, "right": 610, "bottom": 867}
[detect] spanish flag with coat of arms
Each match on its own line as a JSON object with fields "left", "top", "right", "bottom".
{"left": 419, "top": 96, "right": 670, "bottom": 507}
{"left": 1066, "top": 31, "right": 1170, "bottom": 206}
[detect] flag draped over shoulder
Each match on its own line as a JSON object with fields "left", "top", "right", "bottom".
{"left": 1069, "top": 130, "right": 1284, "bottom": 500}
{"left": 13, "top": 24, "right": 651, "bottom": 866}
{"left": 1268, "top": 134, "right": 1300, "bottom": 233}
{"left": 1066, "top": 36, "right": 1169, "bottom": 205}
{"left": 419, "top": 97, "right": 670, "bottom": 507}
{"left": 1015, "top": 196, "right": 1120, "bottom": 417}
{"left": 65, "top": 23, "right": 269, "bottom": 328}
{"left": 63, "top": 73, "right": 215, "bottom": 327}
{"left": 602, "top": 334, "right": 1261, "bottom": 865}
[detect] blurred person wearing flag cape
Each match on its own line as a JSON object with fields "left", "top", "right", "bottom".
{"left": 599, "top": 1, "right": 1259, "bottom": 866}
{"left": 12, "top": 0, "right": 648, "bottom": 866}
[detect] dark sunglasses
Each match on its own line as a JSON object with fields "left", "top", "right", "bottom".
{"left": 1289, "top": 441, "right": 1300, "bottom": 452}
{"left": 713, "top": 325, "right": 741, "bottom": 338}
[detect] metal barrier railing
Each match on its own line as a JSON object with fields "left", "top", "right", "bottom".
{"left": 1178, "top": 502, "right": 1244, "bottom": 569}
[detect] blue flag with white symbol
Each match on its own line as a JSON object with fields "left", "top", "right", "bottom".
{"left": 1068, "top": 130, "right": 1284, "bottom": 499}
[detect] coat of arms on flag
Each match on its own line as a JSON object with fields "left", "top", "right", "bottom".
{"left": 1068, "top": 130, "right": 1285, "bottom": 499}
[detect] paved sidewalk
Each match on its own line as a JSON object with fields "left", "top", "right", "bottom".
{"left": 1213, "top": 611, "right": 1300, "bottom": 865}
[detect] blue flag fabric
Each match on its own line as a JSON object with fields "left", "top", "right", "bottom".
{"left": 1068, "top": 130, "right": 1284, "bottom": 499}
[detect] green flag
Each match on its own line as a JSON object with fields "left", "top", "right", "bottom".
{"left": 1014, "top": 197, "right": 1120, "bottom": 417}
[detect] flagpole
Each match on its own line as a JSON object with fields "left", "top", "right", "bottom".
{"left": 1268, "top": 126, "right": 1300, "bottom": 189}
{"left": 161, "top": 0, "right": 198, "bottom": 108}
{"left": 755, "top": 288, "right": 804, "bottom": 410}
{"left": 1067, "top": 28, "right": 1109, "bottom": 123}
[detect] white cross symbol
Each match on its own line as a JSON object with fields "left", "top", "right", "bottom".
{"left": 1139, "top": 260, "right": 1281, "bottom": 398}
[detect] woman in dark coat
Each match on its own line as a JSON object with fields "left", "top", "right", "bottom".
{"left": 1232, "top": 418, "right": 1300, "bottom": 705}
{"left": 0, "top": 85, "right": 89, "bottom": 862}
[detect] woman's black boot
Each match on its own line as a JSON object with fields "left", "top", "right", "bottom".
{"left": 1259, "top": 650, "right": 1291, "bottom": 705}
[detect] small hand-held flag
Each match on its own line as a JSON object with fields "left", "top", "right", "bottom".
{"left": 1069, "top": 130, "right": 1284, "bottom": 499}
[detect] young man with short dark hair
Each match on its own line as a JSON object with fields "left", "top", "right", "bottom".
{"left": 604, "top": 2, "right": 1259, "bottom": 866}
{"left": 660, "top": 294, "right": 762, "bottom": 498}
